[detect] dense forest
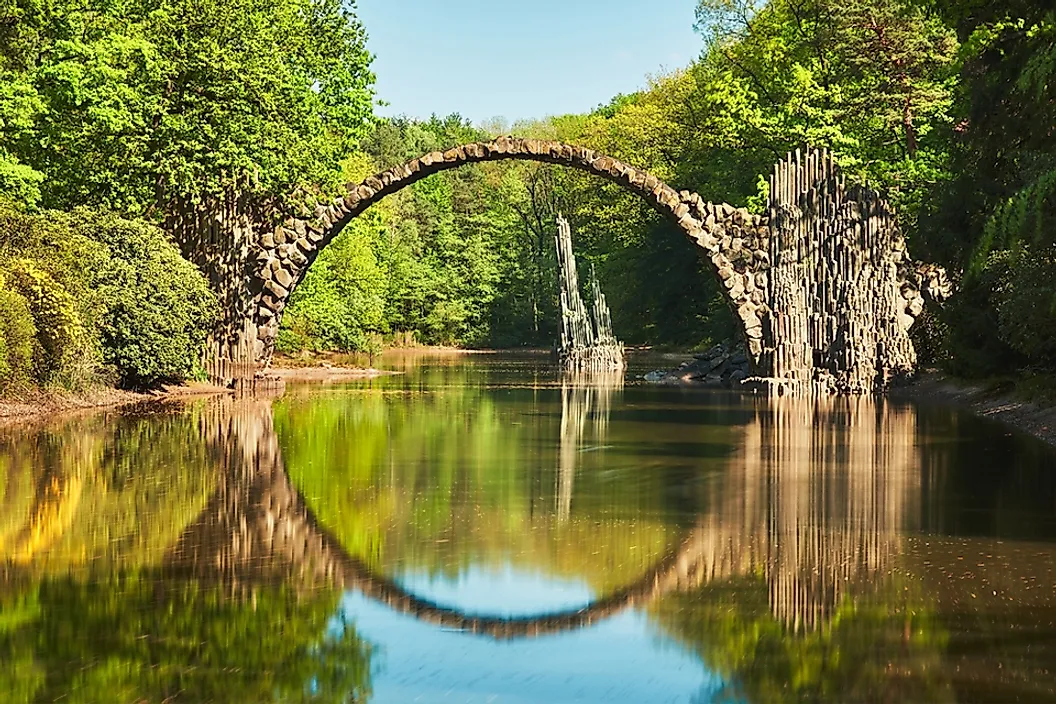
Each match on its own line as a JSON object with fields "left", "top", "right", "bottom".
{"left": 0, "top": 0, "right": 1054, "bottom": 392}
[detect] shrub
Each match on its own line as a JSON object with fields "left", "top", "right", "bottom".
{"left": 70, "top": 211, "right": 218, "bottom": 388}
{"left": 944, "top": 247, "right": 1056, "bottom": 376}
{"left": 0, "top": 275, "right": 36, "bottom": 393}
{"left": 994, "top": 247, "right": 1056, "bottom": 367}
{"left": 0, "top": 206, "right": 217, "bottom": 391}
{"left": 0, "top": 205, "right": 105, "bottom": 390}
{"left": 5, "top": 259, "right": 87, "bottom": 385}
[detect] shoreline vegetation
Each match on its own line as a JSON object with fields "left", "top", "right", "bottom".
{"left": 893, "top": 373, "right": 1056, "bottom": 449}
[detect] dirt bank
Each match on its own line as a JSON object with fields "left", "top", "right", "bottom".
{"left": 0, "top": 382, "right": 231, "bottom": 422}
{"left": 0, "top": 360, "right": 396, "bottom": 422}
{"left": 894, "top": 373, "right": 1056, "bottom": 449}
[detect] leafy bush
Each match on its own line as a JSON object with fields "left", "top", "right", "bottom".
{"left": 0, "top": 204, "right": 105, "bottom": 389}
{"left": 0, "top": 206, "right": 217, "bottom": 391}
{"left": 5, "top": 259, "right": 87, "bottom": 384}
{"left": 993, "top": 247, "right": 1056, "bottom": 366}
{"left": 0, "top": 275, "right": 36, "bottom": 393}
{"left": 943, "top": 247, "right": 1056, "bottom": 376}
{"left": 71, "top": 211, "right": 218, "bottom": 388}
{"left": 942, "top": 253, "right": 1022, "bottom": 377}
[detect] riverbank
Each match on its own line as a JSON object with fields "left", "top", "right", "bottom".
{"left": 0, "top": 382, "right": 231, "bottom": 421}
{"left": 0, "top": 351, "right": 430, "bottom": 421}
{"left": 894, "top": 372, "right": 1056, "bottom": 449}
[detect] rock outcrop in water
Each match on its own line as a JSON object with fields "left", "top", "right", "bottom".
{"left": 643, "top": 341, "right": 751, "bottom": 387}
{"left": 554, "top": 215, "right": 625, "bottom": 372}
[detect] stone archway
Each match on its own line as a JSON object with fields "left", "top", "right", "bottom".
{"left": 173, "top": 139, "right": 946, "bottom": 394}
{"left": 248, "top": 137, "right": 768, "bottom": 367}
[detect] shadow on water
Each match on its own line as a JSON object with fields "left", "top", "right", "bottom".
{"left": 2, "top": 356, "right": 1056, "bottom": 702}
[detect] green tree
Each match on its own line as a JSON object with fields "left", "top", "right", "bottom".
{"left": 0, "top": 0, "right": 375, "bottom": 212}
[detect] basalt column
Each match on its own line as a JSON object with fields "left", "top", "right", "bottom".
{"left": 761, "top": 149, "right": 947, "bottom": 394}
{"left": 554, "top": 215, "right": 625, "bottom": 372}
{"left": 166, "top": 189, "right": 263, "bottom": 387}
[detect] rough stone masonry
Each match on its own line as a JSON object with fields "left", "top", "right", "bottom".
{"left": 174, "top": 138, "right": 949, "bottom": 394}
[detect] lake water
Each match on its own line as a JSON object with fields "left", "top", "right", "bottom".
{"left": 3, "top": 352, "right": 1056, "bottom": 703}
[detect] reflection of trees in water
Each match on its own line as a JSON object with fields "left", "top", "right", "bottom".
{"left": 0, "top": 408, "right": 216, "bottom": 574}
{"left": 0, "top": 575, "right": 372, "bottom": 704}
{"left": 276, "top": 375, "right": 685, "bottom": 592}
{"left": 556, "top": 372, "right": 623, "bottom": 521}
{"left": 0, "top": 399, "right": 373, "bottom": 704}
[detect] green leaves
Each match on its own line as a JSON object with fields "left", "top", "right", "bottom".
{"left": 75, "top": 211, "right": 218, "bottom": 388}
{"left": 0, "top": 206, "right": 216, "bottom": 390}
{"left": 0, "top": 0, "right": 375, "bottom": 212}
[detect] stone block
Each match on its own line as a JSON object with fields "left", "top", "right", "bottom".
{"left": 274, "top": 268, "right": 294, "bottom": 289}
{"left": 258, "top": 323, "right": 278, "bottom": 341}
{"left": 264, "top": 280, "right": 288, "bottom": 300}
{"left": 288, "top": 248, "right": 308, "bottom": 268}
{"left": 260, "top": 292, "right": 281, "bottom": 312}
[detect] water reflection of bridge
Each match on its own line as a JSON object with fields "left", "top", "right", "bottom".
{"left": 167, "top": 389, "right": 919, "bottom": 639}
{"left": 694, "top": 397, "right": 919, "bottom": 632}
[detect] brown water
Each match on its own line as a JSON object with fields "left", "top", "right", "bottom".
{"left": 2, "top": 352, "right": 1056, "bottom": 703}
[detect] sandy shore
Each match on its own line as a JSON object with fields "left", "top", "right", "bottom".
{"left": 894, "top": 373, "right": 1056, "bottom": 449}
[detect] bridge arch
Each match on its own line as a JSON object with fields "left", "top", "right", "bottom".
{"left": 249, "top": 137, "right": 769, "bottom": 367}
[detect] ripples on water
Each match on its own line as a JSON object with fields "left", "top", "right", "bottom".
{"left": 2, "top": 353, "right": 1056, "bottom": 703}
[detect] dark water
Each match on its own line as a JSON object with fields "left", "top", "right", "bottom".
{"left": 3, "top": 353, "right": 1056, "bottom": 703}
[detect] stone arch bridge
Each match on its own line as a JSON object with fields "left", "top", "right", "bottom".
{"left": 170, "top": 138, "right": 949, "bottom": 393}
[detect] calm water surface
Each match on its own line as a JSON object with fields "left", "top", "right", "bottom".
{"left": 3, "top": 353, "right": 1056, "bottom": 703}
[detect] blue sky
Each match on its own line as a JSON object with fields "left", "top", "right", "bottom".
{"left": 354, "top": 0, "right": 704, "bottom": 126}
